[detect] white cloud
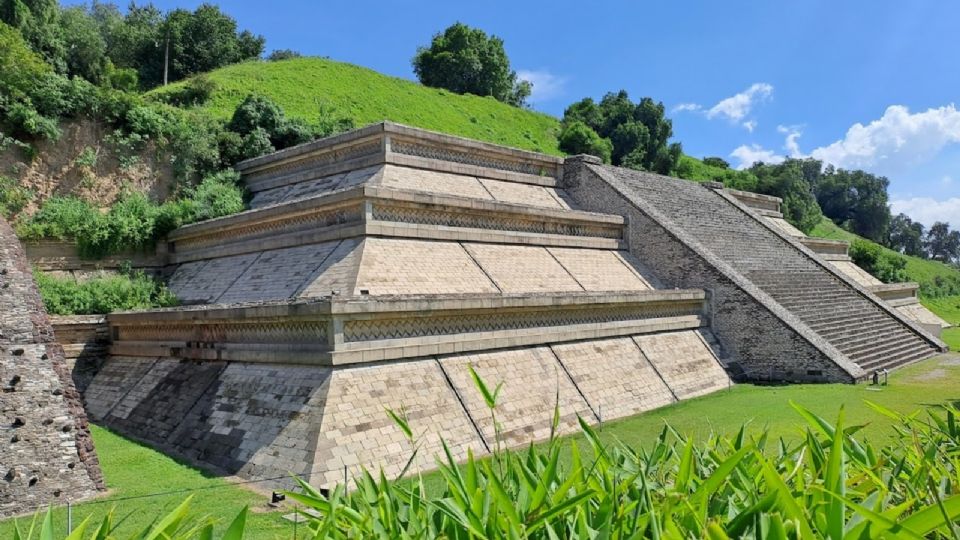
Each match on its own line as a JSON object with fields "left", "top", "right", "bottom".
{"left": 707, "top": 83, "right": 774, "bottom": 123}
{"left": 730, "top": 144, "right": 785, "bottom": 169}
{"left": 516, "top": 69, "right": 567, "bottom": 103}
{"left": 890, "top": 197, "right": 960, "bottom": 227}
{"left": 777, "top": 125, "right": 804, "bottom": 157}
{"left": 672, "top": 102, "right": 702, "bottom": 113}
{"left": 742, "top": 120, "right": 757, "bottom": 132}
{"left": 810, "top": 104, "right": 960, "bottom": 172}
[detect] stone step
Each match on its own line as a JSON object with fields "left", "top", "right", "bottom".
{"left": 837, "top": 331, "right": 923, "bottom": 357}
{"left": 818, "top": 321, "right": 909, "bottom": 344}
{"left": 803, "top": 309, "right": 890, "bottom": 329}
{"left": 782, "top": 298, "right": 874, "bottom": 316}
{"left": 850, "top": 339, "right": 930, "bottom": 368}
{"left": 858, "top": 344, "right": 935, "bottom": 373}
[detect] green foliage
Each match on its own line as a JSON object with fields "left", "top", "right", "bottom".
{"left": 147, "top": 57, "right": 562, "bottom": 154}
{"left": 59, "top": 5, "right": 108, "bottom": 83}
{"left": 674, "top": 154, "right": 759, "bottom": 191}
{"left": 749, "top": 158, "right": 823, "bottom": 233}
{"left": 557, "top": 120, "right": 612, "bottom": 163}
{"left": 287, "top": 399, "right": 960, "bottom": 538}
{"left": 227, "top": 93, "right": 321, "bottom": 159}
{"left": 889, "top": 212, "right": 926, "bottom": 256}
{"left": 561, "top": 90, "right": 682, "bottom": 174}
{"left": 0, "top": 174, "right": 32, "bottom": 218}
{"left": 849, "top": 238, "right": 908, "bottom": 283}
{"left": 266, "top": 48, "right": 301, "bottom": 61}
{"left": 0, "top": 0, "right": 66, "bottom": 72}
{"left": 11, "top": 496, "right": 247, "bottom": 540}
{"left": 815, "top": 166, "right": 891, "bottom": 242}
{"left": 152, "top": 74, "right": 217, "bottom": 107}
{"left": 17, "top": 171, "right": 245, "bottom": 259}
{"left": 412, "top": 22, "right": 528, "bottom": 107}
{"left": 34, "top": 268, "right": 177, "bottom": 315}
{"left": 811, "top": 217, "right": 960, "bottom": 298}
{"left": 925, "top": 221, "right": 960, "bottom": 263}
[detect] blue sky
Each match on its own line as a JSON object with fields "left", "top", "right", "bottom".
{"left": 73, "top": 0, "right": 960, "bottom": 226}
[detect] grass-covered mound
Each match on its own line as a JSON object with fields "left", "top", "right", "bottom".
{"left": 150, "top": 57, "right": 563, "bottom": 155}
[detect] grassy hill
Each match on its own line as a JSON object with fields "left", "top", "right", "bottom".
{"left": 809, "top": 217, "right": 960, "bottom": 349}
{"left": 150, "top": 57, "right": 563, "bottom": 155}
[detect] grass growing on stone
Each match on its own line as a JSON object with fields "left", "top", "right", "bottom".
{"left": 0, "top": 426, "right": 291, "bottom": 539}
{"left": 150, "top": 57, "right": 563, "bottom": 155}
{"left": 3, "top": 355, "right": 958, "bottom": 538}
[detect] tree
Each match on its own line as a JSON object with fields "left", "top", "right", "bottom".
{"left": 702, "top": 156, "right": 730, "bottom": 169}
{"left": 227, "top": 94, "right": 316, "bottom": 159}
{"left": 924, "top": 222, "right": 960, "bottom": 263}
{"left": 163, "top": 4, "right": 264, "bottom": 86}
{"left": 814, "top": 167, "right": 890, "bottom": 242}
{"left": 557, "top": 120, "right": 612, "bottom": 163}
{"left": 561, "top": 91, "right": 682, "bottom": 174}
{"left": 749, "top": 159, "right": 823, "bottom": 233}
{"left": 887, "top": 213, "right": 925, "bottom": 257}
{"left": 412, "top": 22, "right": 528, "bottom": 106}
{"left": 0, "top": 0, "right": 66, "bottom": 72}
{"left": 60, "top": 6, "right": 108, "bottom": 83}
{"left": 267, "top": 49, "right": 302, "bottom": 61}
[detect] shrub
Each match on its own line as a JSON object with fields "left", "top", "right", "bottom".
{"left": 849, "top": 238, "right": 908, "bottom": 283}
{"left": 557, "top": 120, "right": 612, "bottom": 163}
{"left": 267, "top": 49, "right": 302, "bottom": 61}
{"left": 0, "top": 175, "right": 33, "bottom": 218}
{"left": 35, "top": 268, "right": 178, "bottom": 315}
{"left": 156, "top": 75, "right": 218, "bottom": 107}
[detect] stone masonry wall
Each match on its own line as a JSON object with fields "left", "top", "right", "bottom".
{"left": 0, "top": 218, "right": 102, "bottom": 518}
{"left": 562, "top": 157, "right": 854, "bottom": 383}
{"left": 84, "top": 329, "right": 729, "bottom": 489}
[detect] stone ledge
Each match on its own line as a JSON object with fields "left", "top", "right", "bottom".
{"left": 238, "top": 122, "right": 563, "bottom": 191}
{"left": 799, "top": 237, "right": 849, "bottom": 256}
{"left": 107, "top": 290, "right": 708, "bottom": 366}
{"left": 167, "top": 186, "right": 626, "bottom": 262}
{"left": 724, "top": 188, "right": 782, "bottom": 213}
{"left": 869, "top": 282, "right": 919, "bottom": 302}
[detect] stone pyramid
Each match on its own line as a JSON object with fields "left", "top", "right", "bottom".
{"left": 85, "top": 123, "right": 732, "bottom": 487}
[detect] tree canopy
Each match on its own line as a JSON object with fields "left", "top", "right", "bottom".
{"left": 559, "top": 91, "right": 682, "bottom": 174}
{"left": 412, "top": 22, "right": 529, "bottom": 107}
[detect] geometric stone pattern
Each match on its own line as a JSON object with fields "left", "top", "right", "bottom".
{"left": 439, "top": 346, "right": 597, "bottom": 448}
{"left": 478, "top": 177, "right": 569, "bottom": 209}
{"left": 217, "top": 241, "right": 343, "bottom": 303}
{"left": 310, "top": 360, "right": 485, "bottom": 487}
{"left": 463, "top": 244, "right": 583, "bottom": 293}
{"left": 551, "top": 337, "right": 675, "bottom": 421}
{"left": 298, "top": 239, "right": 364, "bottom": 298}
{"left": 82, "top": 356, "right": 158, "bottom": 421}
{"left": 547, "top": 247, "right": 652, "bottom": 292}
{"left": 167, "top": 252, "right": 260, "bottom": 304}
{"left": 353, "top": 238, "right": 499, "bottom": 295}
{"left": 0, "top": 218, "right": 102, "bottom": 517}
{"left": 634, "top": 332, "right": 731, "bottom": 400}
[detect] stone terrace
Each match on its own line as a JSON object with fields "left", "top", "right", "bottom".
{"left": 84, "top": 122, "right": 733, "bottom": 488}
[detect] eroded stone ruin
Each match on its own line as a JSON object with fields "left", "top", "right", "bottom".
{"left": 30, "top": 122, "right": 947, "bottom": 494}
{"left": 0, "top": 219, "right": 102, "bottom": 518}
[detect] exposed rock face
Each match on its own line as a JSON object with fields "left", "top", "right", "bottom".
{"left": 0, "top": 217, "right": 102, "bottom": 518}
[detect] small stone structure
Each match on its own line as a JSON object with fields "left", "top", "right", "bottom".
{"left": 79, "top": 122, "right": 944, "bottom": 490}
{"left": 0, "top": 219, "right": 103, "bottom": 518}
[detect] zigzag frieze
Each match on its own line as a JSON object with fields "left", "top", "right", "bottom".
{"left": 245, "top": 141, "right": 382, "bottom": 184}
{"left": 173, "top": 204, "right": 364, "bottom": 251}
{"left": 391, "top": 141, "right": 554, "bottom": 177}
{"left": 342, "top": 303, "right": 701, "bottom": 342}
{"left": 370, "top": 204, "right": 621, "bottom": 239}
{"left": 117, "top": 320, "right": 329, "bottom": 344}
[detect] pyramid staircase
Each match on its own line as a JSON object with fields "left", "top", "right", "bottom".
{"left": 566, "top": 163, "right": 945, "bottom": 380}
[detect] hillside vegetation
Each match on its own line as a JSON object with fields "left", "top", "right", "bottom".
{"left": 150, "top": 57, "right": 563, "bottom": 155}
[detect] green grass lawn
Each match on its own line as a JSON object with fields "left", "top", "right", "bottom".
{"left": 923, "top": 294, "right": 960, "bottom": 350}
{"left": 5, "top": 354, "right": 959, "bottom": 539}
{"left": 0, "top": 426, "right": 292, "bottom": 540}
{"left": 150, "top": 57, "right": 563, "bottom": 155}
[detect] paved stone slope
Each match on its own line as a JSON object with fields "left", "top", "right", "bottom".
{"left": 0, "top": 219, "right": 102, "bottom": 518}
{"left": 593, "top": 165, "right": 941, "bottom": 375}
{"left": 84, "top": 329, "right": 729, "bottom": 488}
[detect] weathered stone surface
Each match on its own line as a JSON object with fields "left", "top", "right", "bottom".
{"left": 551, "top": 337, "right": 676, "bottom": 421}
{"left": 353, "top": 239, "right": 498, "bottom": 295}
{"left": 463, "top": 244, "right": 583, "bottom": 293}
{"left": 634, "top": 332, "right": 731, "bottom": 399}
{"left": 439, "top": 346, "right": 596, "bottom": 447}
{"left": 0, "top": 218, "right": 102, "bottom": 518}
